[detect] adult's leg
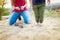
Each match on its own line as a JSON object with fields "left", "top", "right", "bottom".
{"left": 33, "top": 5, "right": 39, "bottom": 23}
{"left": 9, "top": 12, "right": 20, "bottom": 25}
{"left": 39, "top": 3, "right": 45, "bottom": 23}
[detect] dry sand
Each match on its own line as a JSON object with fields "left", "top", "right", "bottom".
{"left": 0, "top": 16, "right": 60, "bottom": 40}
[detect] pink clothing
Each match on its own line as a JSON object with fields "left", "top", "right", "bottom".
{"left": 13, "top": 0, "right": 27, "bottom": 12}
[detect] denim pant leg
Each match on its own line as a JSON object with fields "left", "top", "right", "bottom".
{"left": 21, "top": 11, "right": 31, "bottom": 24}
{"left": 9, "top": 12, "right": 20, "bottom": 25}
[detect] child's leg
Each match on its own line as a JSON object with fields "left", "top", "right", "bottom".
{"left": 9, "top": 12, "right": 20, "bottom": 25}
{"left": 21, "top": 11, "right": 31, "bottom": 24}
{"left": 18, "top": 16, "right": 21, "bottom": 21}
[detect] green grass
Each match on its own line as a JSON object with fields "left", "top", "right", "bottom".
{"left": 44, "top": 10, "right": 60, "bottom": 17}
{"left": 2, "top": 8, "right": 11, "bottom": 16}
{"left": 0, "top": 8, "right": 11, "bottom": 20}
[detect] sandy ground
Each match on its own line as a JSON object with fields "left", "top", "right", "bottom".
{"left": 0, "top": 16, "right": 60, "bottom": 40}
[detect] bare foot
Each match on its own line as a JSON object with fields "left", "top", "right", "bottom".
{"left": 35, "top": 23, "right": 42, "bottom": 27}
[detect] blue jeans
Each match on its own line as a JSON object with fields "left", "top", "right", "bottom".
{"left": 9, "top": 10, "right": 31, "bottom": 25}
